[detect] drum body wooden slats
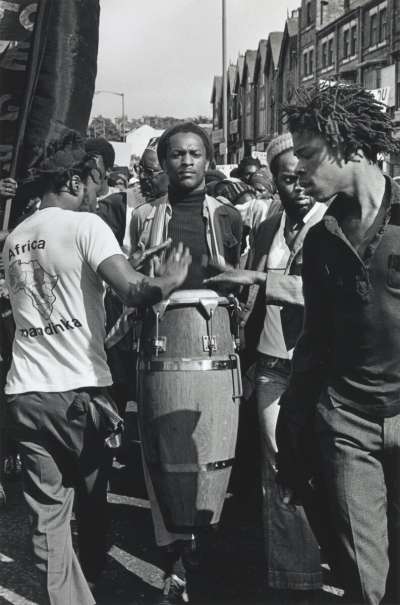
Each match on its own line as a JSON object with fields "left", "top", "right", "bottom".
{"left": 138, "top": 290, "right": 240, "bottom": 531}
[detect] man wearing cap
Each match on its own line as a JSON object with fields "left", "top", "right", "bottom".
{"left": 206, "top": 132, "right": 326, "bottom": 602}
{"left": 98, "top": 145, "right": 168, "bottom": 256}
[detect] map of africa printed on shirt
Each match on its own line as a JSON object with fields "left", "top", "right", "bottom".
{"left": 9, "top": 259, "right": 58, "bottom": 320}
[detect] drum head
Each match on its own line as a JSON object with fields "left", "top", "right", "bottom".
{"left": 168, "top": 289, "right": 229, "bottom": 307}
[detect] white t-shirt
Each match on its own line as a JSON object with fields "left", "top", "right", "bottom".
{"left": 257, "top": 204, "right": 323, "bottom": 360}
{"left": 4, "top": 207, "right": 123, "bottom": 394}
{"left": 257, "top": 212, "right": 291, "bottom": 359}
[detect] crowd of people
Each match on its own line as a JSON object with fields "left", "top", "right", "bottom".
{"left": 0, "top": 81, "right": 400, "bottom": 605}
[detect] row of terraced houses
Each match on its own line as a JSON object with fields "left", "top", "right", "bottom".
{"left": 210, "top": 0, "right": 400, "bottom": 175}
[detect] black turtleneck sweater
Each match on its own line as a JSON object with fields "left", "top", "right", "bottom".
{"left": 168, "top": 188, "right": 208, "bottom": 289}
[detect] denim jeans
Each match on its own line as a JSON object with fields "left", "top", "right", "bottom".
{"left": 256, "top": 353, "right": 322, "bottom": 590}
{"left": 316, "top": 391, "right": 400, "bottom": 605}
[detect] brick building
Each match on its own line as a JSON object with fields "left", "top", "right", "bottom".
{"left": 211, "top": 0, "right": 400, "bottom": 172}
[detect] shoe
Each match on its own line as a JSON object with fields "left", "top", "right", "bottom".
{"left": 158, "top": 574, "right": 189, "bottom": 604}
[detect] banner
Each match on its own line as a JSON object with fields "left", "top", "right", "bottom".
{"left": 0, "top": 0, "right": 42, "bottom": 177}
{"left": 18, "top": 0, "right": 100, "bottom": 175}
{"left": 0, "top": 0, "right": 100, "bottom": 227}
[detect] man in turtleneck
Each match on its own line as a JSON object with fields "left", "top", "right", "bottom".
{"left": 131, "top": 122, "right": 242, "bottom": 287}
{"left": 130, "top": 122, "right": 242, "bottom": 604}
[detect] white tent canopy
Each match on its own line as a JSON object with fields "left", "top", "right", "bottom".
{"left": 125, "top": 124, "right": 164, "bottom": 158}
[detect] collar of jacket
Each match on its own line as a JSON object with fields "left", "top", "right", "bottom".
{"left": 322, "top": 175, "right": 400, "bottom": 236}
{"left": 146, "top": 193, "right": 233, "bottom": 268}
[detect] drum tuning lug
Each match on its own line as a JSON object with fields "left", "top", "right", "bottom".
{"left": 152, "top": 336, "right": 167, "bottom": 355}
{"left": 202, "top": 335, "right": 217, "bottom": 353}
{"left": 199, "top": 299, "right": 218, "bottom": 319}
{"left": 152, "top": 299, "right": 170, "bottom": 320}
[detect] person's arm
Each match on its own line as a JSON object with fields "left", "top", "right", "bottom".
{"left": 97, "top": 194, "right": 126, "bottom": 245}
{"left": 98, "top": 244, "right": 191, "bottom": 307}
{"left": 204, "top": 268, "right": 266, "bottom": 287}
{"left": 276, "top": 227, "right": 332, "bottom": 492}
{"left": 232, "top": 209, "right": 243, "bottom": 268}
{"left": 264, "top": 272, "right": 304, "bottom": 306}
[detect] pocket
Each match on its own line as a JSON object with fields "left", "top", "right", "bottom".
{"left": 222, "top": 230, "right": 238, "bottom": 248}
{"left": 387, "top": 254, "right": 400, "bottom": 288}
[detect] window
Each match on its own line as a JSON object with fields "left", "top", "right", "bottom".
{"left": 322, "top": 41, "right": 327, "bottom": 68}
{"left": 397, "top": 60, "right": 400, "bottom": 109}
{"left": 343, "top": 29, "right": 350, "bottom": 59}
{"left": 306, "top": 1, "right": 312, "bottom": 26}
{"left": 303, "top": 47, "right": 315, "bottom": 78}
{"left": 289, "top": 42, "right": 296, "bottom": 70}
{"left": 309, "top": 49, "right": 314, "bottom": 74}
{"left": 320, "top": 0, "right": 328, "bottom": 25}
{"left": 369, "top": 3, "right": 387, "bottom": 48}
{"left": 328, "top": 38, "right": 334, "bottom": 66}
{"left": 344, "top": 0, "right": 350, "bottom": 10}
{"left": 379, "top": 7, "right": 387, "bottom": 43}
{"left": 350, "top": 25, "right": 357, "bottom": 56}
{"left": 370, "top": 12, "right": 378, "bottom": 46}
{"left": 363, "top": 67, "right": 381, "bottom": 89}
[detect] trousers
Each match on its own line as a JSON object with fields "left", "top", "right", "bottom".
{"left": 256, "top": 354, "right": 322, "bottom": 590}
{"left": 7, "top": 389, "right": 113, "bottom": 605}
{"left": 316, "top": 391, "right": 400, "bottom": 605}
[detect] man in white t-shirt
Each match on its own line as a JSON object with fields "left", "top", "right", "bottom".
{"left": 206, "top": 133, "right": 326, "bottom": 603}
{"left": 3, "top": 131, "right": 191, "bottom": 605}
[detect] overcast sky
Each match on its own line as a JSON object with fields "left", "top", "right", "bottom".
{"left": 92, "top": 0, "right": 302, "bottom": 121}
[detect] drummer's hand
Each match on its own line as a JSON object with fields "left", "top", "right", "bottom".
{"left": 130, "top": 238, "right": 172, "bottom": 270}
{"left": 0, "top": 178, "right": 17, "bottom": 198}
{"left": 204, "top": 269, "right": 264, "bottom": 287}
{"left": 154, "top": 243, "right": 191, "bottom": 285}
{"left": 0, "top": 230, "right": 9, "bottom": 243}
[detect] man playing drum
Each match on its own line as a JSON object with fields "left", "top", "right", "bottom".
{"left": 3, "top": 130, "right": 191, "bottom": 605}
{"left": 130, "top": 122, "right": 242, "bottom": 604}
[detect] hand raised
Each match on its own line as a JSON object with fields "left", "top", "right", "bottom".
{"left": 154, "top": 242, "right": 191, "bottom": 288}
{"left": 130, "top": 238, "right": 172, "bottom": 270}
{"left": 0, "top": 178, "right": 17, "bottom": 199}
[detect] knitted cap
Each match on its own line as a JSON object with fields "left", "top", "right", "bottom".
{"left": 266, "top": 133, "right": 293, "bottom": 168}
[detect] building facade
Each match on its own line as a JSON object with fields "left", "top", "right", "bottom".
{"left": 211, "top": 0, "right": 400, "bottom": 172}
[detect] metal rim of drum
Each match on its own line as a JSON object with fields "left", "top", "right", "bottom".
{"left": 139, "top": 357, "right": 238, "bottom": 372}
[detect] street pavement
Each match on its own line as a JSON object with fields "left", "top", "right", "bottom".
{"left": 0, "top": 444, "right": 343, "bottom": 605}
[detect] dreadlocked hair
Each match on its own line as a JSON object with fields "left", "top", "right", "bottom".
{"left": 282, "top": 81, "right": 400, "bottom": 162}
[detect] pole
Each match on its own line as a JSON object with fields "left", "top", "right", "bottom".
{"left": 222, "top": 0, "right": 228, "bottom": 164}
{"left": 121, "top": 93, "right": 125, "bottom": 141}
{"left": 94, "top": 90, "right": 126, "bottom": 141}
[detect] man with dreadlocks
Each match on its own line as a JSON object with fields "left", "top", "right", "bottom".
{"left": 276, "top": 82, "right": 400, "bottom": 605}
{"left": 2, "top": 130, "right": 191, "bottom": 605}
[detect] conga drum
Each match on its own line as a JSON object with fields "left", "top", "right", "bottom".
{"left": 138, "top": 289, "right": 241, "bottom": 531}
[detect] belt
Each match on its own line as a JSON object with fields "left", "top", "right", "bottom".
{"left": 256, "top": 352, "right": 291, "bottom": 372}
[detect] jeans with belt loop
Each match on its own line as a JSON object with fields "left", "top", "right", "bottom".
{"left": 256, "top": 352, "right": 322, "bottom": 590}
